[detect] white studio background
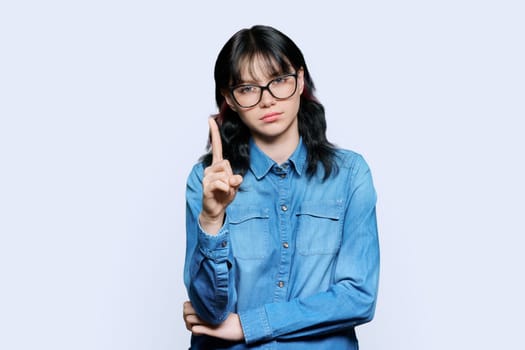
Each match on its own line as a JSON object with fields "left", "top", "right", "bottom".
{"left": 0, "top": 1, "right": 523, "bottom": 349}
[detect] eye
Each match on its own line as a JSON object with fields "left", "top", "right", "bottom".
{"left": 235, "top": 85, "right": 258, "bottom": 95}
{"left": 272, "top": 75, "right": 293, "bottom": 85}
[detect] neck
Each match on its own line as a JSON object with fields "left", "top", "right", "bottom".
{"left": 253, "top": 131, "right": 299, "bottom": 165}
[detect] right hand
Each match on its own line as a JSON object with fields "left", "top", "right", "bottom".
{"left": 200, "top": 118, "right": 243, "bottom": 234}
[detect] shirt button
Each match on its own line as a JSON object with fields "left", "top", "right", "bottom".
{"left": 282, "top": 242, "right": 289, "bottom": 249}
{"left": 280, "top": 173, "right": 286, "bottom": 178}
{"left": 221, "top": 241, "right": 227, "bottom": 248}
{"left": 281, "top": 205, "right": 288, "bottom": 212}
{"left": 278, "top": 281, "right": 284, "bottom": 288}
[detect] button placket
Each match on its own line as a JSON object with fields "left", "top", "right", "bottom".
{"left": 273, "top": 161, "right": 291, "bottom": 300}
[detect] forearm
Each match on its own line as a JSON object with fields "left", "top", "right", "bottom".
{"left": 187, "top": 220, "right": 236, "bottom": 325}
{"left": 239, "top": 275, "right": 378, "bottom": 343}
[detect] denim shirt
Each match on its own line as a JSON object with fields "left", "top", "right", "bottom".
{"left": 184, "top": 139, "right": 379, "bottom": 349}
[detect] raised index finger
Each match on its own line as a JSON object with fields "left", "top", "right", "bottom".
{"left": 208, "top": 118, "right": 223, "bottom": 164}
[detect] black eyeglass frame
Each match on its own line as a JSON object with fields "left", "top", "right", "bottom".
{"left": 228, "top": 73, "right": 298, "bottom": 108}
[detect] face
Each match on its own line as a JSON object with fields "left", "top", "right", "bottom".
{"left": 223, "top": 56, "right": 304, "bottom": 146}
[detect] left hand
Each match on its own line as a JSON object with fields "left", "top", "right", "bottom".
{"left": 183, "top": 301, "right": 244, "bottom": 342}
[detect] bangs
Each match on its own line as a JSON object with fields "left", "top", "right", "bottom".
{"left": 230, "top": 51, "right": 293, "bottom": 86}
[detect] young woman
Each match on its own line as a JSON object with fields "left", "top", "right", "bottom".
{"left": 183, "top": 25, "right": 379, "bottom": 349}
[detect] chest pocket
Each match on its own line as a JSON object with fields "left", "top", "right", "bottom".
{"left": 295, "top": 200, "right": 344, "bottom": 255}
{"left": 228, "top": 206, "right": 270, "bottom": 260}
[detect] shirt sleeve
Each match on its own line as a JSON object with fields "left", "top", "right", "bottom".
{"left": 184, "top": 163, "right": 236, "bottom": 325}
{"left": 239, "top": 154, "right": 380, "bottom": 344}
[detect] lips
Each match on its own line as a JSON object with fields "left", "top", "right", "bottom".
{"left": 260, "top": 112, "right": 282, "bottom": 123}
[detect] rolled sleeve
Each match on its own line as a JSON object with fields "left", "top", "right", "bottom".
{"left": 188, "top": 219, "right": 235, "bottom": 325}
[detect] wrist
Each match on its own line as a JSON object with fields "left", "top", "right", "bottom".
{"left": 199, "top": 212, "right": 225, "bottom": 235}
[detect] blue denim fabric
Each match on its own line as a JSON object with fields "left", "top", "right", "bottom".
{"left": 184, "top": 139, "right": 379, "bottom": 349}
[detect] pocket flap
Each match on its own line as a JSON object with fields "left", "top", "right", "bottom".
{"left": 296, "top": 200, "right": 343, "bottom": 220}
{"left": 228, "top": 206, "right": 270, "bottom": 224}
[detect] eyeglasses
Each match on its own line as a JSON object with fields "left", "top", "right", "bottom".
{"left": 229, "top": 73, "right": 298, "bottom": 108}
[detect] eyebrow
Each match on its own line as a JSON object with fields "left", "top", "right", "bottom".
{"left": 237, "top": 72, "right": 288, "bottom": 86}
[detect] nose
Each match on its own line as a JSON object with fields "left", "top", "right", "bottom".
{"left": 259, "top": 88, "right": 276, "bottom": 107}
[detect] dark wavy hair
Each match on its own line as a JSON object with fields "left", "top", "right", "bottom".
{"left": 202, "top": 25, "right": 337, "bottom": 180}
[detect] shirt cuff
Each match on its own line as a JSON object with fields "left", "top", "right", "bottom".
{"left": 197, "top": 218, "right": 230, "bottom": 262}
{"left": 239, "top": 306, "right": 272, "bottom": 344}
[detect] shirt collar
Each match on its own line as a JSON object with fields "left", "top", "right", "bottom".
{"left": 249, "top": 137, "right": 307, "bottom": 180}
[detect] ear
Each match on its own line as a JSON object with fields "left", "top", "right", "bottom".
{"left": 297, "top": 68, "right": 305, "bottom": 95}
